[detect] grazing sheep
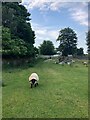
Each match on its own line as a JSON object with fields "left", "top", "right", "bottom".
{"left": 29, "top": 73, "right": 39, "bottom": 88}
{"left": 72, "top": 60, "right": 75, "bottom": 63}
{"left": 67, "top": 62, "right": 71, "bottom": 65}
{"left": 59, "top": 61, "right": 65, "bottom": 65}
{"left": 83, "top": 61, "right": 88, "bottom": 66}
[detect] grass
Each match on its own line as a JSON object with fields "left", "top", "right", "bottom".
{"left": 2, "top": 59, "right": 88, "bottom": 118}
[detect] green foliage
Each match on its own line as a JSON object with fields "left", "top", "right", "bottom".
{"left": 77, "top": 48, "right": 84, "bottom": 56}
{"left": 2, "top": 2, "right": 30, "bottom": 27}
{"left": 34, "top": 47, "right": 39, "bottom": 55}
{"left": 86, "top": 30, "right": 90, "bottom": 53}
{"left": 57, "top": 27, "right": 77, "bottom": 56}
{"left": 25, "top": 43, "right": 35, "bottom": 57}
{"left": 2, "top": 2, "right": 36, "bottom": 58}
{"left": 2, "top": 2, "right": 35, "bottom": 43}
{"left": 2, "top": 27, "right": 27, "bottom": 57}
{"left": 39, "top": 40, "right": 55, "bottom": 55}
{"left": 16, "top": 20, "right": 35, "bottom": 44}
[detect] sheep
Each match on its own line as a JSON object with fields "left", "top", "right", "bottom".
{"left": 29, "top": 73, "right": 39, "bottom": 88}
{"left": 59, "top": 61, "right": 65, "bottom": 65}
{"left": 67, "top": 62, "right": 71, "bottom": 65}
{"left": 72, "top": 60, "right": 75, "bottom": 63}
{"left": 83, "top": 61, "right": 88, "bottom": 66}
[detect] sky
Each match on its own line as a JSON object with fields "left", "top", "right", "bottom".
{"left": 21, "top": 0, "right": 88, "bottom": 54}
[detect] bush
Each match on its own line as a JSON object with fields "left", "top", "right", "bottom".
{"left": 2, "top": 27, "right": 35, "bottom": 58}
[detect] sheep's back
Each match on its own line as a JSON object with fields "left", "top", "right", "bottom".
{"left": 29, "top": 73, "right": 39, "bottom": 81}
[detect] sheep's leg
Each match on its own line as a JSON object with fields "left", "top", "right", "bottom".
{"left": 35, "top": 83, "right": 37, "bottom": 87}
{"left": 35, "top": 82, "right": 38, "bottom": 87}
{"left": 31, "top": 84, "right": 33, "bottom": 88}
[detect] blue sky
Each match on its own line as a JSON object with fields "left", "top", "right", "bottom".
{"left": 21, "top": 0, "right": 88, "bottom": 54}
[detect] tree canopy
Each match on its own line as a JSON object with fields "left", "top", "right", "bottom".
{"left": 86, "top": 30, "right": 90, "bottom": 53}
{"left": 2, "top": 2, "right": 35, "bottom": 58}
{"left": 2, "top": 27, "right": 28, "bottom": 57}
{"left": 39, "top": 40, "right": 55, "bottom": 55}
{"left": 76, "top": 48, "right": 84, "bottom": 56}
{"left": 57, "top": 27, "right": 77, "bottom": 56}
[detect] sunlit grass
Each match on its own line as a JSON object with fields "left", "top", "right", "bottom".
{"left": 2, "top": 59, "right": 88, "bottom": 118}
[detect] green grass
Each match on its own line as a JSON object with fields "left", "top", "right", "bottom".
{"left": 2, "top": 59, "right": 88, "bottom": 118}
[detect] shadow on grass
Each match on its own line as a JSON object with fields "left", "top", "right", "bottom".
{"left": 2, "top": 58, "right": 44, "bottom": 72}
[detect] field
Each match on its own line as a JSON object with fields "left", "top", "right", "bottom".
{"left": 2, "top": 59, "right": 88, "bottom": 118}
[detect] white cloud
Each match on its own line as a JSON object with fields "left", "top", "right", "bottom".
{"left": 31, "top": 22, "right": 88, "bottom": 53}
{"left": 31, "top": 22, "right": 59, "bottom": 47}
{"left": 21, "top": 1, "right": 88, "bottom": 53}
{"left": 69, "top": 4, "right": 88, "bottom": 26}
{"left": 21, "top": 0, "right": 89, "bottom": 11}
{"left": 22, "top": 1, "right": 88, "bottom": 26}
{"left": 22, "top": 0, "right": 50, "bottom": 11}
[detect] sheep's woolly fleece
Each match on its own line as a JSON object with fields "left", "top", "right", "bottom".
{"left": 29, "top": 73, "right": 39, "bottom": 81}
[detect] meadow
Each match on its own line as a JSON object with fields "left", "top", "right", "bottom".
{"left": 2, "top": 59, "right": 88, "bottom": 118}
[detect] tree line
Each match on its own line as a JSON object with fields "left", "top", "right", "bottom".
{"left": 2, "top": 2, "right": 90, "bottom": 58}
{"left": 40, "top": 27, "right": 87, "bottom": 56}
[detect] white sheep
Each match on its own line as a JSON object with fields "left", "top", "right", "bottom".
{"left": 29, "top": 73, "right": 39, "bottom": 88}
{"left": 83, "top": 61, "right": 88, "bottom": 66}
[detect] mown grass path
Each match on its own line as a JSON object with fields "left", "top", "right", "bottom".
{"left": 2, "top": 59, "right": 88, "bottom": 118}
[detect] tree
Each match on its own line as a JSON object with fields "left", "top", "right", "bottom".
{"left": 86, "top": 30, "right": 90, "bottom": 53}
{"left": 39, "top": 40, "right": 55, "bottom": 55}
{"left": 2, "top": 2, "right": 35, "bottom": 44}
{"left": 2, "top": 27, "right": 28, "bottom": 57}
{"left": 34, "top": 47, "right": 39, "bottom": 55}
{"left": 57, "top": 27, "right": 77, "bottom": 56}
{"left": 2, "top": 2, "right": 36, "bottom": 58}
{"left": 77, "top": 48, "right": 84, "bottom": 56}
